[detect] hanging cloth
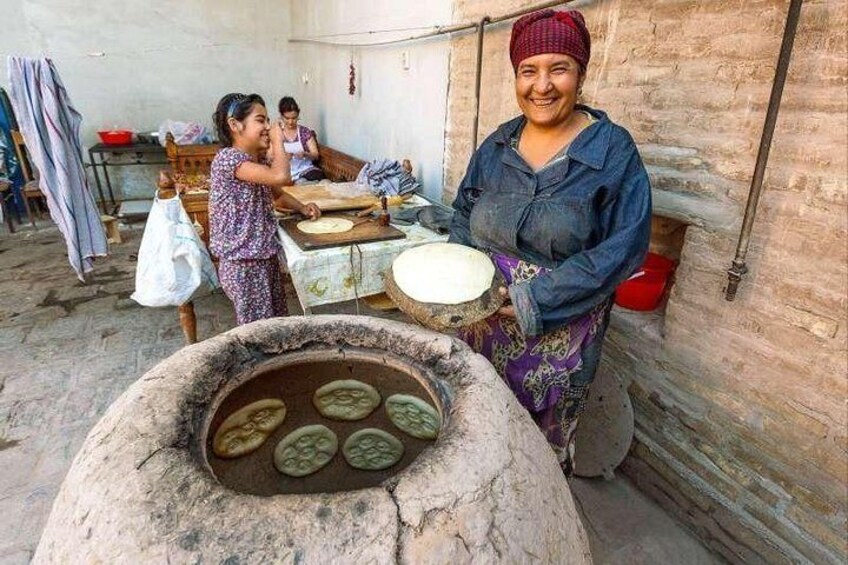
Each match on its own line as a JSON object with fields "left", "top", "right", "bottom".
{"left": 7, "top": 56, "right": 107, "bottom": 280}
{"left": 0, "top": 87, "right": 26, "bottom": 217}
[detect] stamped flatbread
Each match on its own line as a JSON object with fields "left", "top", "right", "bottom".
{"left": 313, "top": 379, "right": 381, "bottom": 421}
{"left": 385, "top": 394, "right": 441, "bottom": 440}
{"left": 342, "top": 428, "right": 404, "bottom": 471}
{"left": 297, "top": 217, "right": 354, "bottom": 234}
{"left": 273, "top": 424, "right": 338, "bottom": 477}
{"left": 213, "top": 399, "right": 287, "bottom": 459}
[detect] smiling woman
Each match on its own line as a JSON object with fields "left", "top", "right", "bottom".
{"left": 449, "top": 9, "right": 652, "bottom": 477}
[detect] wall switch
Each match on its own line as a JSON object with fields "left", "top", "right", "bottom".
{"left": 401, "top": 51, "right": 410, "bottom": 70}
{"left": 301, "top": 72, "right": 310, "bottom": 85}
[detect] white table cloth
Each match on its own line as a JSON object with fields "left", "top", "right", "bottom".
{"left": 277, "top": 196, "right": 448, "bottom": 311}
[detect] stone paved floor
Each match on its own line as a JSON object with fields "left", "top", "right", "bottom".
{"left": 0, "top": 224, "right": 719, "bottom": 564}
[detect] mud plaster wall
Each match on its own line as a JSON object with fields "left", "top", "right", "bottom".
{"left": 445, "top": 0, "right": 847, "bottom": 563}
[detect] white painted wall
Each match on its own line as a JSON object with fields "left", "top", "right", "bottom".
{"left": 0, "top": 0, "right": 297, "bottom": 199}
{"left": 288, "top": 0, "right": 453, "bottom": 200}
{"left": 0, "top": 0, "right": 455, "bottom": 201}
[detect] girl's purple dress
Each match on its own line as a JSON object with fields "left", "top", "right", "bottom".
{"left": 209, "top": 147, "right": 287, "bottom": 324}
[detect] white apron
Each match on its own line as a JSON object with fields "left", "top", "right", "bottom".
{"left": 282, "top": 128, "right": 314, "bottom": 181}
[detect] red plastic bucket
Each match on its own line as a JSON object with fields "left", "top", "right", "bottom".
{"left": 615, "top": 252, "right": 676, "bottom": 311}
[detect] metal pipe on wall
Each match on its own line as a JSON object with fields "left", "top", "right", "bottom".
{"left": 471, "top": 17, "right": 491, "bottom": 149}
{"left": 724, "top": 0, "right": 804, "bottom": 301}
{"left": 469, "top": 1, "right": 580, "bottom": 149}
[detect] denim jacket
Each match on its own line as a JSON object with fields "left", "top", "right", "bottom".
{"left": 449, "top": 106, "right": 651, "bottom": 337}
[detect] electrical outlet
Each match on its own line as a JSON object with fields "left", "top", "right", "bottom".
{"left": 401, "top": 51, "right": 410, "bottom": 71}
{"left": 302, "top": 72, "right": 310, "bottom": 85}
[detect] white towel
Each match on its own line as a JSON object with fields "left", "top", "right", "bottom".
{"left": 7, "top": 56, "right": 107, "bottom": 280}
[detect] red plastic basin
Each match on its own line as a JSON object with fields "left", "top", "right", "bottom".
{"left": 615, "top": 252, "right": 676, "bottom": 311}
{"left": 98, "top": 130, "right": 133, "bottom": 145}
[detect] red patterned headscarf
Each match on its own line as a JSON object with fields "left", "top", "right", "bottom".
{"left": 509, "top": 9, "right": 591, "bottom": 73}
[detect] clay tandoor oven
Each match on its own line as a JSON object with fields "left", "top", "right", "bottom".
{"left": 35, "top": 316, "right": 591, "bottom": 564}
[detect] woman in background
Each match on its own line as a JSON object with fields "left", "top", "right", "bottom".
{"left": 278, "top": 96, "right": 325, "bottom": 183}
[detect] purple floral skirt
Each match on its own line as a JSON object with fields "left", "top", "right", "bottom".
{"left": 457, "top": 253, "right": 607, "bottom": 472}
{"left": 219, "top": 255, "right": 287, "bottom": 325}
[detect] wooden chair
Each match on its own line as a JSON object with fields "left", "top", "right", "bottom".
{"left": 162, "top": 133, "right": 220, "bottom": 248}
{"left": 10, "top": 130, "right": 40, "bottom": 227}
{"left": 12, "top": 130, "right": 121, "bottom": 239}
{"left": 165, "top": 132, "right": 219, "bottom": 176}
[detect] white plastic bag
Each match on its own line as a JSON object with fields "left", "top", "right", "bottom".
{"left": 131, "top": 195, "right": 218, "bottom": 307}
{"left": 157, "top": 119, "right": 209, "bottom": 146}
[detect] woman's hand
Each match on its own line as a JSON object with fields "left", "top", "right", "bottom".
{"left": 497, "top": 286, "right": 516, "bottom": 318}
{"left": 270, "top": 119, "right": 283, "bottom": 147}
{"left": 300, "top": 202, "right": 321, "bottom": 220}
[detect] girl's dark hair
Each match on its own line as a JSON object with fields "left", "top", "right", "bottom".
{"left": 213, "top": 93, "right": 265, "bottom": 147}
{"left": 278, "top": 96, "right": 300, "bottom": 115}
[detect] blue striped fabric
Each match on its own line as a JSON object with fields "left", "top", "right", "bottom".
{"left": 7, "top": 57, "right": 107, "bottom": 280}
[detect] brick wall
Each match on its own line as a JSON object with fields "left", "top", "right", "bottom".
{"left": 445, "top": 0, "right": 847, "bottom": 562}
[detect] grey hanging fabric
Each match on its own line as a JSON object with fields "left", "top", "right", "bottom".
{"left": 7, "top": 57, "right": 107, "bottom": 280}
{"left": 356, "top": 158, "right": 420, "bottom": 197}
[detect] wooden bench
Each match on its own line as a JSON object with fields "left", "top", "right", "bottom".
{"left": 158, "top": 134, "right": 369, "bottom": 344}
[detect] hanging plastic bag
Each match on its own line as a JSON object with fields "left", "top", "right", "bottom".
{"left": 131, "top": 195, "right": 218, "bottom": 307}
{"left": 157, "top": 119, "right": 210, "bottom": 146}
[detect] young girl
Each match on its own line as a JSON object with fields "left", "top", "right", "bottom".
{"left": 209, "top": 92, "right": 320, "bottom": 325}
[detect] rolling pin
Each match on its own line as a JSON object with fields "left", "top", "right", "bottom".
{"left": 356, "top": 195, "right": 407, "bottom": 217}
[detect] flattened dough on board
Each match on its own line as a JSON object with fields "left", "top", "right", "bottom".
{"left": 343, "top": 428, "right": 404, "bottom": 471}
{"left": 392, "top": 242, "right": 495, "bottom": 305}
{"left": 313, "top": 379, "right": 381, "bottom": 421}
{"left": 213, "top": 399, "right": 287, "bottom": 458}
{"left": 297, "top": 217, "right": 354, "bottom": 234}
{"left": 385, "top": 394, "right": 441, "bottom": 440}
{"left": 274, "top": 424, "right": 338, "bottom": 477}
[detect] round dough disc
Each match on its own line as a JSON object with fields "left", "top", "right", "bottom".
{"left": 297, "top": 217, "right": 354, "bottom": 234}
{"left": 313, "top": 379, "right": 381, "bottom": 421}
{"left": 573, "top": 369, "right": 634, "bottom": 479}
{"left": 273, "top": 424, "right": 338, "bottom": 477}
{"left": 392, "top": 242, "right": 495, "bottom": 305}
{"left": 342, "top": 428, "right": 404, "bottom": 471}
{"left": 385, "top": 394, "right": 441, "bottom": 440}
{"left": 213, "top": 399, "right": 287, "bottom": 459}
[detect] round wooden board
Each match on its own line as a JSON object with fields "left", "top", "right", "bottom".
{"left": 573, "top": 368, "right": 634, "bottom": 479}
{"left": 384, "top": 266, "right": 505, "bottom": 331}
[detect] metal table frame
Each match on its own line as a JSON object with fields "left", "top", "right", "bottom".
{"left": 87, "top": 142, "right": 167, "bottom": 214}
